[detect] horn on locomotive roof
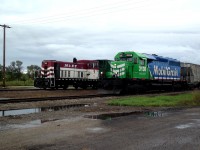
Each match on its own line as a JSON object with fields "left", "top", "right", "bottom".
{"left": 73, "top": 57, "right": 77, "bottom": 63}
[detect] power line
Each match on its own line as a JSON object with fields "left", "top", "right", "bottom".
{"left": 12, "top": 0, "right": 135, "bottom": 23}
{"left": 10, "top": 0, "right": 153, "bottom": 25}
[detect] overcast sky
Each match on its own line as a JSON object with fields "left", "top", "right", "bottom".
{"left": 0, "top": 0, "right": 200, "bottom": 70}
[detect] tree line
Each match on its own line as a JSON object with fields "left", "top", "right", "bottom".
{"left": 0, "top": 60, "right": 40, "bottom": 82}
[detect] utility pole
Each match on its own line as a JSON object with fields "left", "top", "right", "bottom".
{"left": 0, "top": 24, "right": 11, "bottom": 88}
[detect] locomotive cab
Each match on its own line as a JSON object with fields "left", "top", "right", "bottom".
{"left": 100, "top": 51, "right": 150, "bottom": 94}
{"left": 110, "top": 52, "right": 149, "bottom": 79}
{"left": 34, "top": 60, "right": 57, "bottom": 89}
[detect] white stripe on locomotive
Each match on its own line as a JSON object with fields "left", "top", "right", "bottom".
{"left": 41, "top": 66, "right": 99, "bottom": 79}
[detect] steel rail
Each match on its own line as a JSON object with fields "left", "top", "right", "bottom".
{"left": 0, "top": 88, "right": 92, "bottom": 92}
{"left": 1, "top": 89, "right": 196, "bottom": 104}
{"left": 0, "top": 94, "right": 113, "bottom": 104}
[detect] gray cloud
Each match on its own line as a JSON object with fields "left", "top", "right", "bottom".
{"left": 1, "top": 25, "right": 200, "bottom": 70}
{"left": 1, "top": 0, "right": 200, "bottom": 71}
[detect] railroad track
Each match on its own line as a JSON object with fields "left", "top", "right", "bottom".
{"left": 0, "top": 88, "right": 40, "bottom": 92}
{"left": 0, "top": 89, "right": 197, "bottom": 104}
{"left": 0, "top": 94, "right": 114, "bottom": 104}
{"left": 0, "top": 88, "right": 92, "bottom": 92}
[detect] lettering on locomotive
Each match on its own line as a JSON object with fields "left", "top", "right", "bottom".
{"left": 139, "top": 66, "right": 147, "bottom": 72}
{"left": 64, "top": 64, "right": 77, "bottom": 68}
{"left": 153, "top": 65, "right": 178, "bottom": 77}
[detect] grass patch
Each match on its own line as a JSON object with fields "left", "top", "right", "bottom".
{"left": 0, "top": 80, "right": 34, "bottom": 86}
{"left": 179, "top": 91, "right": 200, "bottom": 106}
{"left": 108, "top": 91, "right": 200, "bottom": 107}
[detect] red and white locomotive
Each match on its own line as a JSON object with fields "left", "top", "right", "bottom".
{"left": 34, "top": 58, "right": 100, "bottom": 89}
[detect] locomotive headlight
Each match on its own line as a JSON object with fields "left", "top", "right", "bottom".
{"left": 101, "top": 72, "right": 103, "bottom": 75}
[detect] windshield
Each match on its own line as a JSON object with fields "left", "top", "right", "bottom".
{"left": 116, "top": 57, "right": 133, "bottom": 61}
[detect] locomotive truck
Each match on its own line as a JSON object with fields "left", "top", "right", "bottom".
{"left": 100, "top": 51, "right": 200, "bottom": 94}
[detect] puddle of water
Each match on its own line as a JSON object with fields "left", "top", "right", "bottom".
{"left": 86, "top": 127, "right": 106, "bottom": 133}
{"left": 175, "top": 123, "right": 194, "bottom": 129}
{"left": 0, "top": 118, "right": 60, "bottom": 131}
{"left": 0, "top": 117, "right": 84, "bottom": 131}
{"left": 0, "top": 104, "right": 89, "bottom": 117}
{"left": 85, "top": 111, "right": 165, "bottom": 120}
{"left": 175, "top": 119, "right": 200, "bottom": 129}
{"left": 0, "top": 98, "right": 11, "bottom": 100}
{"left": 0, "top": 108, "right": 41, "bottom": 117}
{"left": 0, "top": 120, "right": 42, "bottom": 131}
{"left": 85, "top": 111, "right": 142, "bottom": 120}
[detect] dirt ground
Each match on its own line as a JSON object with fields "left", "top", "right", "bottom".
{"left": 0, "top": 89, "right": 200, "bottom": 150}
{"left": 0, "top": 89, "right": 98, "bottom": 98}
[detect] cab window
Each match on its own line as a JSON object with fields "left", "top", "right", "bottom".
{"left": 127, "top": 58, "right": 133, "bottom": 61}
{"left": 140, "top": 59, "right": 145, "bottom": 66}
{"left": 134, "top": 57, "right": 138, "bottom": 64}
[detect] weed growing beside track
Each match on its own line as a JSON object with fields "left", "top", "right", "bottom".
{"left": 108, "top": 91, "right": 200, "bottom": 107}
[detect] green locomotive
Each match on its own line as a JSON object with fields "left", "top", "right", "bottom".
{"left": 101, "top": 51, "right": 185, "bottom": 94}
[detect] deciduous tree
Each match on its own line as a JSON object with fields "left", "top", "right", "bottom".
{"left": 27, "top": 65, "right": 41, "bottom": 79}
{"left": 6, "top": 60, "right": 23, "bottom": 80}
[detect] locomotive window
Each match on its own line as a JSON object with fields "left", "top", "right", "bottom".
{"left": 94, "top": 63, "right": 98, "bottom": 68}
{"left": 68, "top": 71, "right": 70, "bottom": 77}
{"left": 88, "top": 63, "right": 91, "bottom": 68}
{"left": 78, "top": 71, "right": 80, "bottom": 78}
{"left": 126, "top": 54, "right": 133, "bottom": 57}
{"left": 134, "top": 57, "right": 138, "bottom": 64}
{"left": 127, "top": 58, "right": 133, "bottom": 61}
{"left": 120, "top": 58, "right": 127, "bottom": 61}
{"left": 65, "top": 71, "right": 67, "bottom": 77}
{"left": 140, "top": 59, "right": 145, "bottom": 66}
{"left": 60, "top": 71, "right": 63, "bottom": 77}
{"left": 81, "top": 72, "right": 83, "bottom": 78}
{"left": 63, "top": 71, "right": 65, "bottom": 77}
